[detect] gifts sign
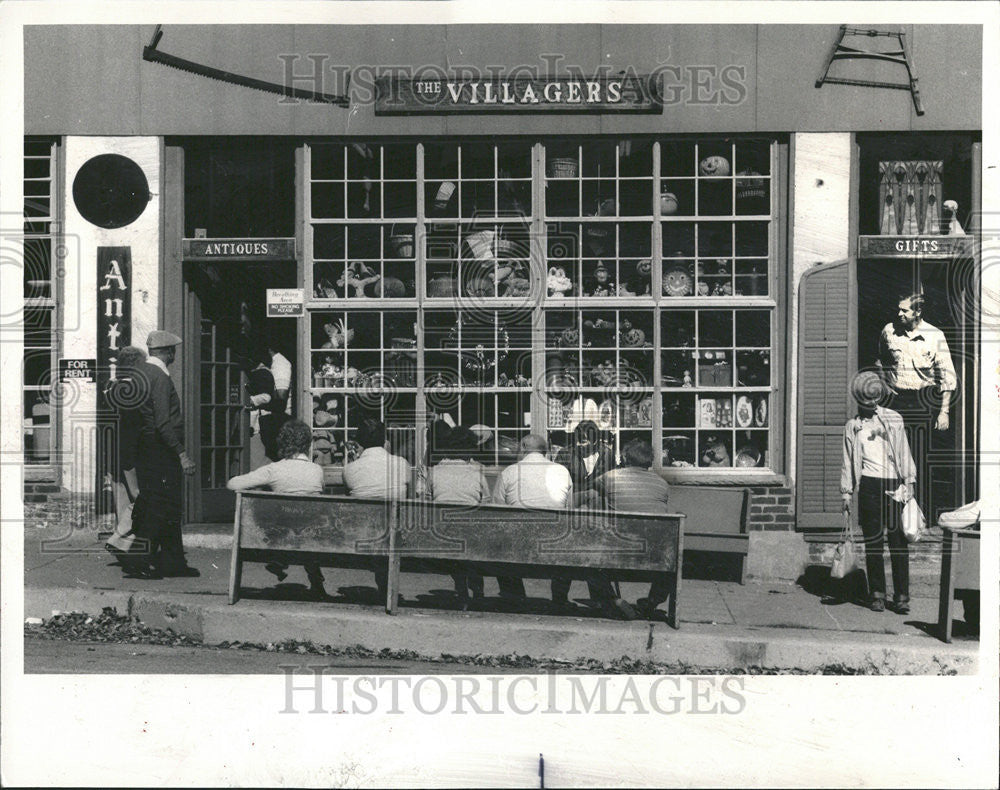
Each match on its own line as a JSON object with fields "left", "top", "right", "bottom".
{"left": 878, "top": 160, "right": 943, "bottom": 236}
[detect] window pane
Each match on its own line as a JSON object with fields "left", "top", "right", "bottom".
{"left": 306, "top": 138, "right": 777, "bottom": 472}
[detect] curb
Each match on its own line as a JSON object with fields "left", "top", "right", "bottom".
{"left": 24, "top": 586, "right": 979, "bottom": 675}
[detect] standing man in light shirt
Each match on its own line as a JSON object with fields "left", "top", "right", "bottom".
{"left": 266, "top": 337, "right": 292, "bottom": 415}
{"left": 343, "top": 418, "right": 411, "bottom": 599}
{"left": 876, "top": 288, "right": 956, "bottom": 520}
{"left": 877, "top": 289, "right": 956, "bottom": 431}
{"left": 491, "top": 434, "right": 573, "bottom": 603}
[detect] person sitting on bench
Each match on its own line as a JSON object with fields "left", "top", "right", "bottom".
{"left": 227, "top": 419, "right": 327, "bottom": 596}
{"left": 343, "top": 418, "right": 411, "bottom": 600}
{"left": 425, "top": 425, "right": 492, "bottom": 601}
{"left": 491, "top": 434, "right": 572, "bottom": 606}
{"left": 592, "top": 438, "right": 671, "bottom": 620}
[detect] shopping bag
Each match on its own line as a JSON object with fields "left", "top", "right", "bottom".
{"left": 830, "top": 513, "right": 860, "bottom": 579}
{"left": 901, "top": 497, "right": 925, "bottom": 543}
{"left": 105, "top": 478, "right": 136, "bottom": 552}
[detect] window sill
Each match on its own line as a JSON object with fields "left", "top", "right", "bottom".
{"left": 659, "top": 470, "right": 789, "bottom": 487}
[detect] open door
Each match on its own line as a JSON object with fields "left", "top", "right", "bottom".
{"left": 183, "top": 260, "right": 297, "bottom": 523}
{"left": 796, "top": 258, "right": 857, "bottom": 533}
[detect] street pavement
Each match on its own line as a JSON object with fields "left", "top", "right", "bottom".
{"left": 21, "top": 518, "right": 980, "bottom": 674}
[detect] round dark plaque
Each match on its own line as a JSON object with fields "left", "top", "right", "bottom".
{"left": 72, "top": 154, "right": 150, "bottom": 229}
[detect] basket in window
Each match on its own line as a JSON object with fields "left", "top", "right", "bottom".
{"left": 547, "top": 157, "right": 578, "bottom": 179}
{"left": 389, "top": 227, "right": 415, "bottom": 258}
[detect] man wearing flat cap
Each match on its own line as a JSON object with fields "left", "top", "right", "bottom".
{"left": 132, "top": 330, "right": 199, "bottom": 577}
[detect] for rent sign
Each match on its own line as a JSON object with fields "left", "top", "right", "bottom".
{"left": 59, "top": 358, "right": 97, "bottom": 382}
{"left": 375, "top": 75, "right": 663, "bottom": 115}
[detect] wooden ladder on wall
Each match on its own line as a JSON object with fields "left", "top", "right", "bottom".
{"left": 815, "top": 26, "right": 924, "bottom": 116}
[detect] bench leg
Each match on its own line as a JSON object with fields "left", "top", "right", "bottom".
{"left": 738, "top": 555, "right": 746, "bottom": 585}
{"left": 229, "top": 497, "right": 243, "bottom": 605}
{"left": 386, "top": 553, "right": 401, "bottom": 615}
{"left": 937, "top": 532, "right": 956, "bottom": 643}
{"left": 228, "top": 553, "right": 242, "bottom": 605}
{"left": 668, "top": 571, "right": 680, "bottom": 630}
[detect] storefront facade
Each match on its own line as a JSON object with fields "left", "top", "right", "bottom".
{"left": 21, "top": 24, "right": 983, "bottom": 574}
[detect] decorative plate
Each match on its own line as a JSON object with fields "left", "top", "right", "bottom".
{"left": 735, "top": 395, "right": 754, "bottom": 427}
{"left": 754, "top": 396, "right": 768, "bottom": 427}
{"left": 597, "top": 399, "right": 616, "bottom": 430}
{"left": 663, "top": 265, "right": 693, "bottom": 297}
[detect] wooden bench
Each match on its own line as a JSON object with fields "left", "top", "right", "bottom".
{"left": 393, "top": 499, "right": 684, "bottom": 627}
{"left": 667, "top": 485, "right": 750, "bottom": 583}
{"left": 327, "top": 479, "right": 749, "bottom": 583}
{"left": 229, "top": 492, "right": 394, "bottom": 605}
{"left": 937, "top": 526, "right": 980, "bottom": 643}
{"left": 230, "top": 491, "right": 684, "bottom": 627}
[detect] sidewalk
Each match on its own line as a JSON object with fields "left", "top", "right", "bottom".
{"left": 23, "top": 519, "right": 979, "bottom": 674}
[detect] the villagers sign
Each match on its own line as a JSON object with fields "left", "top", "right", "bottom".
{"left": 375, "top": 75, "right": 663, "bottom": 115}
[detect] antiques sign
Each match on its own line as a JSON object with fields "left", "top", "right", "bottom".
{"left": 375, "top": 75, "right": 663, "bottom": 115}
{"left": 858, "top": 235, "right": 974, "bottom": 258}
{"left": 183, "top": 237, "right": 296, "bottom": 262}
{"left": 97, "top": 246, "right": 131, "bottom": 395}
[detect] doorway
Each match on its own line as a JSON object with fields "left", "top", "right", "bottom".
{"left": 183, "top": 260, "right": 298, "bottom": 522}
{"left": 856, "top": 257, "right": 977, "bottom": 521}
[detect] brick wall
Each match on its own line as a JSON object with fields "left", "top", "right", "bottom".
{"left": 747, "top": 485, "right": 795, "bottom": 531}
{"left": 22, "top": 482, "right": 66, "bottom": 503}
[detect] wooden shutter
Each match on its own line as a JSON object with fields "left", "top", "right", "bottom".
{"left": 796, "top": 259, "right": 856, "bottom": 531}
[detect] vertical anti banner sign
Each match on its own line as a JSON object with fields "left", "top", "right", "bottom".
{"left": 97, "top": 246, "right": 132, "bottom": 399}
{"left": 95, "top": 247, "right": 132, "bottom": 515}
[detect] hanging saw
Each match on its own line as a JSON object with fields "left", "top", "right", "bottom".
{"left": 142, "top": 25, "right": 350, "bottom": 106}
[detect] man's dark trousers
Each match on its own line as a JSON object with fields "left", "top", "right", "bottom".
{"left": 134, "top": 457, "right": 186, "bottom": 573}
{"left": 888, "top": 387, "right": 955, "bottom": 521}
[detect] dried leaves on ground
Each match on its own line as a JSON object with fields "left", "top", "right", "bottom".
{"left": 24, "top": 608, "right": 880, "bottom": 674}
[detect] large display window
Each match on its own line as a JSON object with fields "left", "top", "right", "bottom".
{"left": 304, "top": 137, "right": 781, "bottom": 475}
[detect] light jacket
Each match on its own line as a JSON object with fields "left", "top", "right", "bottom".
{"left": 840, "top": 406, "right": 916, "bottom": 495}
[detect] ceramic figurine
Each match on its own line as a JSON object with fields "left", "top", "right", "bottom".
{"left": 622, "top": 327, "right": 646, "bottom": 347}
{"left": 943, "top": 199, "right": 966, "bottom": 236}
{"left": 590, "top": 261, "right": 615, "bottom": 296}
{"left": 699, "top": 155, "right": 730, "bottom": 177}
{"left": 321, "top": 319, "right": 353, "bottom": 349}
{"left": 314, "top": 277, "right": 338, "bottom": 298}
{"left": 557, "top": 327, "right": 580, "bottom": 348}
{"left": 338, "top": 261, "right": 381, "bottom": 297}
{"left": 701, "top": 437, "right": 731, "bottom": 467}
{"left": 547, "top": 266, "right": 573, "bottom": 297}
